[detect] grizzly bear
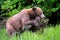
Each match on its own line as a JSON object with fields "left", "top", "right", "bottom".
{"left": 6, "top": 7, "right": 45, "bottom": 36}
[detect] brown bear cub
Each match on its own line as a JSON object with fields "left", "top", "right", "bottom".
{"left": 22, "top": 16, "right": 40, "bottom": 32}
{"left": 6, "top": 7, "right": 45, "bottom": 36}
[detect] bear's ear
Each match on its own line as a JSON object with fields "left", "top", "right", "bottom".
{"left": 32, "top": 7, "right": 36, "bottom": 11}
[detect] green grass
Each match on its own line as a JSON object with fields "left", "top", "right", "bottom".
{"left": 0, "top": 25, "right": 60, "bottom": 40}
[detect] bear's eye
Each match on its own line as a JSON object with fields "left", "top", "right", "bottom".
{"left": 40, "top": 12, "right": 42, "bottom": 15}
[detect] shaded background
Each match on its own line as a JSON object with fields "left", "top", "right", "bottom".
{"left": 0, "top": 0, "right": 60, "bottom": 28}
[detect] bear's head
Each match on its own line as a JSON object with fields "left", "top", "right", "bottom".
{"left": 28, "top": 7, "right": 46, "bottom": 20}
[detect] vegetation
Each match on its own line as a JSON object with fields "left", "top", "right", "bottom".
{"left": 0, "top": 0, "right": 60, "bottom": 24}
{"left": 0, "top": 25, "right": 60, "bottom": 40}
{"left": 0, "top": 0, "right": 60, "bottom": 40}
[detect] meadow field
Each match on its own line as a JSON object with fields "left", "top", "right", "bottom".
{"left": 0, "top": 25, "right": 60, "bottom": 40}
{"left": 0, "top": 0, "right": 60, "bottom": 40}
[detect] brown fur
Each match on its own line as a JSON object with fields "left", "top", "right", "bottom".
{"left": 6, "top": 7, "right": 45, "bottom": 36}
{"left": 22, "top": 16, "right": 40, "bottom": 30}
